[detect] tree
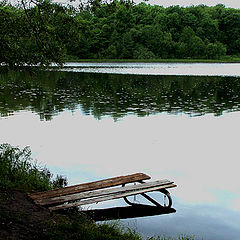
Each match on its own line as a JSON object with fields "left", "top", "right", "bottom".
{"left": 179, "top": 26, "right": 206, "bottom": 58}
{"left": 1, "top": 1, "right": 240, "bottom": 64}
{"left": 206, "top": 42, "right": 226, "bottom": 59}
{"left": 0, "top": 0, "right": 68, "bottom": 69}
{"left": 133, "top": 44, "right": 155, "bottom": 59}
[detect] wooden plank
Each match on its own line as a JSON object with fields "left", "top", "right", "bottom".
{"left": 29, "top": 173, "right": 151, "bottom": 200}
{"left": 49, "top": 183, "right": 177, "bottom": 211}
{"left": 35, "top": 179, "right": 172, "bottom": 206}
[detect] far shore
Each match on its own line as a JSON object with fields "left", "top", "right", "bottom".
{"left": 64, "top": 57, "right": 240, "bottom": 64}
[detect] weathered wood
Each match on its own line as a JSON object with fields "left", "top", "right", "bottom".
{"left": 29, "top": 173, "right": 151, "bottom": 200}
{"left": 35, "top": 179, "right": 173, "bottom": 206}
{"left": 49, "top": 183, "right": 177, "bottom": 211}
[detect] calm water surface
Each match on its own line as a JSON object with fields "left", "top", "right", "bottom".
{"left": 0, "top": 63, "right": 240, "bottom": 240}
{"left": 61, "top": 62, "right": 240, "bottom": 77}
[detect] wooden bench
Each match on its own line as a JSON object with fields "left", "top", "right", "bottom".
{"left": 29, "top": 173, "right": 176, "bottom": 212}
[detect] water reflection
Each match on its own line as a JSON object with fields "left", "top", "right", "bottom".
{"left": 128, "top": 200, "right": 240, "bottom": 240}
{"left": 61, "top": 62, "right": 240, "bottom": 77}
{"left": 82, "top": 205, "right": 176, "bottom": 221}
{"left": 1, "top": 71, "right": 240, "bottom": 120}
{"left": 1, "top": 69, "right": 240, "bottom": 239}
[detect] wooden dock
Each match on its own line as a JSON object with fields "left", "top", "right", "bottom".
{"left": 29, "top": 173, "right": 177, "bottom": 215}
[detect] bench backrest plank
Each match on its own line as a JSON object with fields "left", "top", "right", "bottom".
{"left": 35, "top": 179, "right": 173, "bottom": 206}
{"left": 49, "top": 183, "right": 177, "bottom": 211}
{"left": 29, "top": 173, "right": 151, "bottom": 200}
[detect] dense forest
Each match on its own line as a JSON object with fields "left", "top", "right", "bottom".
{"left": 1, "top": 0, "right": 240, "bottom": 68}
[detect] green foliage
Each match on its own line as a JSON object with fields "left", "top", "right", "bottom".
{"left": 42, "top": 212, "right": 196, "bottom": 240}
{"left": 133, "top": 45, "right": 156, "bottom": 59}
{"left": 0, "top": 143, "right": 67, "bottom": 191}
{"left": 41, "top": 212, "right": 142, "bottom": 240}
{"left": 0, "top": 0, "right": 68, "bottom": 70}
{"left": 1, "top": 0, "right": 240, "bottom": 68}
{"left": 206, "top": 42, "right": 227, "bottom": 59}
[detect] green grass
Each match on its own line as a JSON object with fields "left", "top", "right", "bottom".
{"left": 43, "top": 215, "right": 143, "bottom": 240}
{"left": 0, "top": 143, "right": 67, "bottom": 192}
{"left": 43, "top": 213, "right": 196, "bottom": 240}
{"left": 65, "top": 56, "right": 240, "bottom": 63}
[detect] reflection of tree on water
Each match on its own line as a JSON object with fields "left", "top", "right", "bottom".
{"left": 1, "top": 71, "right": 240, "bottom": 120}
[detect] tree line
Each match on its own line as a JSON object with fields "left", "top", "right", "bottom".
{"left": 1, "top": 0, "right": 240, "bottom": 68}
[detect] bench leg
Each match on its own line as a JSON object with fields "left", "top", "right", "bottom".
{"left": 159, "top": 189, "right": 172, "bottom": 208}
{"left": 123, "top": 189, "right": 172, "bottom": 208}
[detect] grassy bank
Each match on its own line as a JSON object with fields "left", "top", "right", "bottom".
{"left": 0, "top": 143, "right": 195, "bottom": 240}
{"left": 65, "top": 56, "right": 240, "bottom": 63}
{"left": 0, "top": 143, "right": 67, "bottom": 192}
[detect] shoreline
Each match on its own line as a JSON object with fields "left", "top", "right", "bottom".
{"left": 64, "top": 58, "right": 240, "bottom": 64}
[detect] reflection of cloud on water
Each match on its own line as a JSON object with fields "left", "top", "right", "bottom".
{"left": 1, "top": 110, "right": 239, "bottom": 209}
{"left": 124, "top": 200, "right": 240, "bottom": 240}
{"left": 1, "top": 108, "right": 240, "bottom": 239}
{"left": 232, "top": 199, "right": 240, "bottom": 211}
{"left": 60, "top": 62, "right": 240, "bottom": 77}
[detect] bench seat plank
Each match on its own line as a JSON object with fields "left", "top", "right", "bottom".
{"left": 35, "top": 179, "right": 172, "bottom": 206}
{"left": 49, "top": 182, "right": 177, "bottom": 211}
{"left": 29, "top": 173, "right": 151, "bottom": 200}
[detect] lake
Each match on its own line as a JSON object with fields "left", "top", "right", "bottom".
{"left": 1, "top": 63, "right": 240, "bottom": 240}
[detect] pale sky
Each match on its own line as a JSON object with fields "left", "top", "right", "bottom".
{"left": 8, "top": 0, "right": 240, "bottom": 9}
{"left": 141, "top": 0, "right": 240, "bottom": 8}
{"left": 58, "top": 0, "right": 240, "bottom": 9}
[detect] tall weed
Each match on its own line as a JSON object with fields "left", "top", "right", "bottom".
{"left": 0, "top": 143, "right": 67, "bottom": 191}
